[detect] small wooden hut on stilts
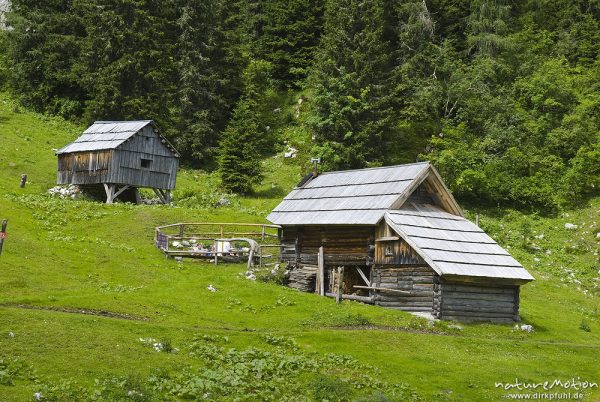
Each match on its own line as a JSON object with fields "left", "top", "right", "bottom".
{"left": 267, "top": 162, "right": 534, "bottom": 323}
{"left": 56, "top": 120, "right": 179, "bottom": 204}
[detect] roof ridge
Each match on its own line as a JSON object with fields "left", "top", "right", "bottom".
{"left": 318, "top": 161, "right": 430, "bottom": 176}
{"left": 93, "top": 120, "right": 153, "bottom": 124}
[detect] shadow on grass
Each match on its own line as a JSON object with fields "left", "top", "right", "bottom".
{"left": 252, "top": 185, "right": 289, "bottom": 199}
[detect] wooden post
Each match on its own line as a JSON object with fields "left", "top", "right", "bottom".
{"left": 165, "top": 190, "right": 171, "bottom": 203}
{"left": 318, "top": 246, "right": 325, "bottom": 296}
{"left": 20, "top": 174, "right": 27, "bottom": 188}
{"left": 258, "top": 246, "right": 262, "bottom": 268}
{"left": 134, "top": 188, "right": 142, "bottom": 205}
{"left": 179, "top": 224, "right": 184, "bottom": 239}
{"left": 261, "top": 225, "right": 265, "bottom": 241}
{"left": 248, "top": 248, "right": 255, "bottom": 269}
{"left": 214, "top": 239, "right": 218, "bottom": 265}
{"left": 336, "top": 266, "right": 344, "bottom": 304}
{"left": 0, "top": 219, "right": 7, "bottom": 257}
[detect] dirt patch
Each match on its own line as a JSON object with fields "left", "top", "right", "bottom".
{"left": 0, "top": 303, "right": 148, "bottom": 321}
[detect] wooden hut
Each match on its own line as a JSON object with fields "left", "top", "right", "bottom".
{"left": 267, "top": 162, "right": 534, "bottom": 323}
{"left": 56, "top": 120, "right": 179, "bottom": 204}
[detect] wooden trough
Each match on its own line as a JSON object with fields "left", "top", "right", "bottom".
{"left": 154, "top": 222, "right": 281, "bottom": 268}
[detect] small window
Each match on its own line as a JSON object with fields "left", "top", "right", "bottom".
{"left": 385, "top": 245, "right": 393, "bottom": 257}
{"left": 141, "top": 158, "right": 152, "bottom": 169}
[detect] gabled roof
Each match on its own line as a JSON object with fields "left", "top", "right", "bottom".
{"left": 56, "top": 120, "right": 179, "bottom": 156}
{"left": 385, "top": 203, "right": 534, "bottom": 282}
{"left": 267, "top": 162, "right": 462, "bottom": 225}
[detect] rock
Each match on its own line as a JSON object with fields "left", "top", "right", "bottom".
{"left": 534, "top": 234, "right": 544, "bottom": 239}
{"left": 448, "top": 324, "right": 463, "bottom": 331}
{"left": 8, "top": 331, "right": 14, "bottom": 337}
{"left": 520, "top": 324, "right": 534, "bottom": 332}
{"left": 174, "top": 257, "right": 183, "bottom": 263}
{"left": 172, "top": 241, "right": 182, "bottom": 248}
{"left": 284, "top": 146, "right": 298, "bottom": 158}
{"left": 273, "top": 107, "right": 281, "bottom": 113}
{"left": 245, "top": 271, "right": 256, "bottom": 281}
{"left": 182, "top": 240, "right": 190, "bottom": 247}
{"left": 34, "top": 392, "right": 42, "bottom": 401}
{"left": 596, "top": 232, "right": 600, "bottom": 238}
{"left": 534, "top": 257, "right": 540, "bottom": 262}
{"left": 564, "top": 223, "right": 578, "bottom": 230}
{"left": 207, "top": 284, "right": 217, "bottom": 292}
{"left": 216, "top": 198, "right": 231, "bottom": 207}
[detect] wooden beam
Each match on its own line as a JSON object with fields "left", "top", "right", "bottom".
{"left": 112, "top": 185, "right": 130, "bottom": 200}
{"left": 152, "top": 188, "right": 167, "bottom": 204}
{"left": 355, "top": 267, "right": 370, "bottom": 286}
{"left": 336, "top": 266, "right": 344, "bottom": 304}
{"left": 318, "top": 246, "right": 325, "bottom": 296}
{"left": 375, "top": 236, "right": 399, "bottom": 242}
{"left": 325, "top": 292, "right": 373, "bottom": 303}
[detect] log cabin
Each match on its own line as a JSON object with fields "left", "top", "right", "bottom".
{"left": 267, "top": 162, "right": 534, "bottom": 323}
{"left": 56, "top": 120, "right": 179, "bottom": 204}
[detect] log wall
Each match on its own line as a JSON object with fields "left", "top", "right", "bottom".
{"left": 375, "top": 223, "right": 425, "bottom": 265}
{"left": 371, "top": 265, "right": 437, "bottom": 312}
{"left": 280, "top": 226, "right": 374, "bottom": 266}
{"left": 438, "top": 282, "right": 520, "bottom": 323}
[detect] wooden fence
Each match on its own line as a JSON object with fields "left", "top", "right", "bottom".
{"left": 154, "top": 222, "right": 282, "bottom": 268}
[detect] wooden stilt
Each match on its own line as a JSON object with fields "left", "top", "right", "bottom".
{"left": 152, "top": 188, "right": 167, "bottom": 204}
{"left": 112, "top": 185, "right": 130, "bottom": 200}
{"left": 103, "top": 183, "right": 115, "bottom": 204}
{"left": 134, "top": 188, "right": 142, "bottom": 204}
{"left": 165, "top": 190, "right": 171, "bottom": 203}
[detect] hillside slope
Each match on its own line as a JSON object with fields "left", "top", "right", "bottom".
{"left": 0, "top": 94, "right": 599, "bottom": 401}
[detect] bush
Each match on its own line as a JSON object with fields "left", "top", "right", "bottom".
{"left": 310, "top": 376, "right": 352, "bottom": 402}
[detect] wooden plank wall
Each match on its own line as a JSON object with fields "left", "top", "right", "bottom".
{"left": 57, "top": 126, "right": 178, "bottom": 189}
{"left": 111, "top": 126, "right": 178, "bottom": 189}
{"left": 57, "top": 150, "right": 112, "bottom": 185}
{"left": 375, "top": 223, "right": 425, "bottom": 265}
{"left": 371, "top": 265, "right": 436, "bottom": 312}
{"left": 438, "top": 283, "right": 519, "bottom": 323}
{"left": 280, "top": 226, "right": 373, "bottom": 266}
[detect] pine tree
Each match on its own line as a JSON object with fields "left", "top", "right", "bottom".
{"left": 173, "top": 0, "right": 229, "bottom": 166}
{"left": 259, "top": 0, "right": 324, "bottom": 88}
{"left": 218, "top": 60, "right": 272, "bottom": 194}
{"left": 308, "top": 0, "right": 393, "bottom": 170}
{"left": 77, "top": 0, "right": 178, "bottom": 124}
{"left": 6, "top": 0, "right": 86, "bottom": 117}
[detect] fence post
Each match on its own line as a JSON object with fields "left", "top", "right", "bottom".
{"left": 336, "top": 266, "right": 344, "bottom": 304}
{"left": 318, "top": 246, "right": 325, "bottom": 296}
{"left": 179, "top": 224, "right": 184, "bottom": 239}
{"left": 0, "top": 220, "right": 7, "bottom": 257}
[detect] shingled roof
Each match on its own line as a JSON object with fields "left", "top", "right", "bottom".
{"left": 385, "top": 203, "right": 533, "bottom": 281}
{"left": 267, "top": 162, "right": 461, "bottom": 225}
{"left": 56, "top": 120, "right": 178, "bottom": 156}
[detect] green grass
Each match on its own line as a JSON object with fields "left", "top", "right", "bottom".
{"left": 0, "top": 92, "right": 599, "bottom": 401}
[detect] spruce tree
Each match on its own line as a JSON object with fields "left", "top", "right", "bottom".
{"left": 259, "top": 0, "right": 324, "bottom": 88}
{"left": 308, "top": 0, "right": 393, "bottom": 170}
{"left": 173, "top": 0, "right": 228, "bottom": 166}
{"left": 77, "top": 0, "right": 178, "bottom": 124}
{"left": 218, "top": 60, "right": 272, "bottom": 194}
{"left": 6, "top": 0, "right": 86, "bottom": 117}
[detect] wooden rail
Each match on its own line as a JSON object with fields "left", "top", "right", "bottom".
{"left": 154, "top": 222, "right": 282, "bottom": 268}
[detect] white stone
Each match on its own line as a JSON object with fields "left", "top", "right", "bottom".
{"left": 207, "top": 284, "right": 217, "bottom": 292}
{"left": 520, "top": 324, "right": 534, "bottom": 332}
{"left": 564, "top": 223, "right": 578, "bottom": 230}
